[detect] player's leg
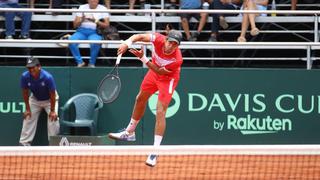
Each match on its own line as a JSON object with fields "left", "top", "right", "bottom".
{"left": 154, "top": 100, "right": 168, "bottom": 137}
{"left": 108, "top": 71, "right": 157, "bottom": 141}
{"left": 145, "top": 100, "right": 168, "bottom": 167}
{"left": 19, "top": 97, "right": 42, "bottom": 146}
{"left": 108, "top": 90, "right": 152, "bottom": 141}
{"left": 128, "top": 90, "right": 153, "bottom": 131}
{"left": 146, "top": 78, "right": 179, "bottom": 167}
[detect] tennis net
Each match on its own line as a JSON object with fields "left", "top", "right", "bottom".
{"left": 0, "top": 145, "right": 319, "bottom": 180}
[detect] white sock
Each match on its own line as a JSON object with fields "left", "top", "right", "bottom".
{"left": 125, "top": 118, "right": 139, "bottom": 133}
{"left": 153, "top": 135, "right": 163, "bottom": 146}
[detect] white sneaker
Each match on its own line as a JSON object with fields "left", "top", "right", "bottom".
{"left": 145, "top": 154, "right": 157, "bottom": 167}
{"left": 77, "top": 62, "right": 86, "bottom": 67}
{"left": 88, "top": 64, "right": 95, "bottom": 68}
{"left": 108, "top": 129, "right": 136, "bottom": 141}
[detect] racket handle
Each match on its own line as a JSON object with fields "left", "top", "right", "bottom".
{"left": 116, "top": 54, "right": 122, "bottom": 65}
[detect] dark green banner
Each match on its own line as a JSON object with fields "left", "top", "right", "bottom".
{"left": 143, "top": 68, "right": 320, "bottom": 145}
{"left": 0, "top": 67, "right": 319, "bottom": 145}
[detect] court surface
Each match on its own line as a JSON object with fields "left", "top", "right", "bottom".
{"left": 0, "top": 155, "right": 319, "bottom": 180}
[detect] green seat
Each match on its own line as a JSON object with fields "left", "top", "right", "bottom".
{"left": 59, "top": 93, "right": 103, "bottom": 135}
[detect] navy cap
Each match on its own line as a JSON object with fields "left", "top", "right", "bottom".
{"left": 26, "top": 57, "right": 40, "bottom": 68}
{"left": 167, "top": 30, "right": 182, "bottom": 45}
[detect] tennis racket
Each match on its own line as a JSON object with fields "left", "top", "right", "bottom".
{"left": 97, "top": 54, "right": 122, "bottom": 103}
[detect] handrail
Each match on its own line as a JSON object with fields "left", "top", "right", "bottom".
{"left": 0, "top": 8, "right": 319, "bottom": 15}
{"left": 0, "top": 14, "right": 315, "bottom": 23}
{"left": 0, "top": 8, "right": 318, "bottom": 69}
{"left": 1, "top": 39, "right": 320, "bottom": 47}
{"left": 0, "top": 40, "right": 318, "bottom": 69}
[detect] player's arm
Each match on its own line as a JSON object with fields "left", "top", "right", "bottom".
{"left": 49, "top": 91, "right": 58, "bottom": 121}
{"left": 22, "top": 89, "right": 30, "bottom": 111}
{"left": 118, "top": 34, "right": 151, "bottom": 55}
{"left": 49, "top": 90, "right": 58, "bottom": 121}
{"left": 49, "top": 91, "right": 56, "bottom": 113}
{"left": 145, "top": 61, "right": 171, "bottom": 75}
{"left": 47, "top": 76, "right": 58, "bottom": 121}
{"left": 22, "top": 88, "right": 31, "bottom": 119}
{"left": 128, "top": 47, "right": 171, "bottom": 75}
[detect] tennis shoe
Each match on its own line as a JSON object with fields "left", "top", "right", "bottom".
{"left": 108, "top": 129, "right": 136, "bottom": 141}
{"left": 145, "top": 154, "right": 157, "bottom": 167}
{"left": 88, "top": 64, "right": 95, "bottom": 68}
{"left": 77, "top": 62, "right": 86, "bottom": 67}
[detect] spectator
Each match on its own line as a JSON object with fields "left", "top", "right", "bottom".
{"left": 129, "top": 0, "right": 145, "bottom": 11}
{"left": 291, "top": 0, "right": 297, "bottom": 10}
{"left": 130, "top": 0, "right": 177, "bottom": 10}
{"left": 49, "top": 0, "right": 63, "bottom": 16}
{"left": 291, "top": 0, "right": 316, "bottom": 11}
{"left": 103, "top": 0, "right": 177, "bottom": 13}
{"left": 19, "top": 57, "right": 59, "bottom": 146}
{"left": 208, "top": 0, "right": 241, "bottom": 42}
{"left": 68, "top": 0, "right": 110, "bottom": 67}
{"left": 237, "top": 0, "right": 268, "bottom": 42}
{"left": 103, "top": 0, "right": 141, "bottom": 11}
{"left": 29, "top": 0, "right": 63, "bottom": 15}
{"left": 127, "top": 0, "right": 177, "bottom": 15}
{"left": 0, "top": 0, "right": 32, "bottom": 39}
{"left": 180, "top": 0, "right": 209, "bottom": 41}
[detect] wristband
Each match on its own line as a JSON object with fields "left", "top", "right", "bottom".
{"left": 124, "top": 39, "right": 133, "bottom": 47}
{"left": 139, "top": 55, "right": 150, "bottom": 64}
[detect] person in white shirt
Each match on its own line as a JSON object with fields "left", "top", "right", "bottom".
{"left": 69, "top": 0, "right": 110, "bottom": 67}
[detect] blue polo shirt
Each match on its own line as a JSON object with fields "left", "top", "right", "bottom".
{"left": 20, "top": 69, "right": 56, "bottom": 101}
{"left": 180, "top": 0, "right": 201, "bottom": 9}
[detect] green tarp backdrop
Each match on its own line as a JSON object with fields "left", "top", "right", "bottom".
{"left": 0, "top": 67, "right": 319, "bottom": 145}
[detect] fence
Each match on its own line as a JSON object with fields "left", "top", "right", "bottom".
{"left": 0, "top": 8, "right": 319, "bottom": 68}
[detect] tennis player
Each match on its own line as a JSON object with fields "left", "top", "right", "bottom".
{"left": 19, "top": 57, "right": 59, "bottom": 146}
{"left": 108, "top": 30, "right": 183, "bottom": 167}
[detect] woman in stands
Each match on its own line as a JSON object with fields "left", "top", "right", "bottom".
{"left": 237, "top": 0, "right": 268, "bottom": 42}
{"left": 68, "top": 0, "right": 110, "bottom": 67}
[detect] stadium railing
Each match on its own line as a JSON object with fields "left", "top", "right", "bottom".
{"left": 0, "top": 8, "right": 319, "bottom": 68}
{"left": 0, "top": 9, "right": 317, "bottom": 39}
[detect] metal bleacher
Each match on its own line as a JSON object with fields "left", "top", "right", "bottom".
{"left": 0, "top": 1, "right": 319, "bottom": 68}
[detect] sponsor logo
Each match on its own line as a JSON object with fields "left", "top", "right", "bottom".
{"left": 187, "top": 93, "right": 313, "bottom": 135}
{"left": 213, "top": 115, "right": 292, "bottom": 135}
{"left": 59, "top": 137, "right": 92, "bottom": 146}
{"left": 0, "top": 102, "right": 25, "bottom": 114}
{"left": 148, "top": 90, "right": 180, "bottom": 118}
